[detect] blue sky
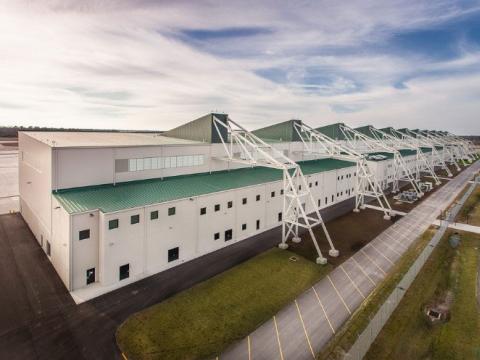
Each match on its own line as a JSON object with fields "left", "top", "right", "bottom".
{"left": 0, "top": 0, "right": 479, "bottom": 134}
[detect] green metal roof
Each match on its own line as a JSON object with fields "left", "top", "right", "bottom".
{"left": 365, "top": 149, "right": 417, "bottom": 161}
{"left": 163, "top": 113, "right": 228, "bottom": 144}
{"left": 54, "top": 158, "right": 355, "bottom": 214}
{"left": 421, "top": 147, "right": 432, "bottom": 153}
{"left": 354, "top": 125, "right": 381, "bottom": 139}
{"left": 252, "top": 120, "right": 302, "bottom": 142}
{"left": 315, "top": 123, "right": 346, "bottom": 140}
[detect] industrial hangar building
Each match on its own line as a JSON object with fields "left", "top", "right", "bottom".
{"left": 18, "top": 113, "right": 476, "bottom": 300}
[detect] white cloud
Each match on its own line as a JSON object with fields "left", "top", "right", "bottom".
{"left": 0, "top": 0, "right": 479, "bottom": 134}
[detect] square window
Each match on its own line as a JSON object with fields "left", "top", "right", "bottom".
{"left": 242, "top": 223, "right": 247, "bottom": 230}
{"left": 227, "top": 201, "right": 233, "bottom": 208}
{"left": 131, "top": 214, "right": 140, "bottom": 224}
{"left": 225, "top": 229, "right": 233, "bottom": 241}
{"left": 150, "top": 210, "right": 159, "bottom": 220}
{"left": 168, "top": 207, "right": 176, "bottom": 216}
{"left": 168, "top": 247, "right": 179, "bottom": 262}
{"left": 109, "top": 219, "right": 119, "bottom": 230}
{"left": 214, "top": 232, "right": 220, "bottom": 240}
{"left": 200, "top": 207, "right": 206, "bottom": 215}
{"left": 278, "top": 212, "right": 282, "bottom": 221}
{"left": 79, "top": 229, "right": 90, "bottom": 240}
{"left": 256, "top": 194, "right": 261, "bottom": 201}
{"left": 256, "top": 219, "right": 260, "bottom": 230}
{"left": 214, "top": 204, "right": 220, "bottom": 212}
{"left": 119, "top": 264, "right": 130, "bottom": 280}
{"left": 271, "top": 191, "right": 275, "bottom": 198}
{"left": 242, "top": 197, "right": 247, "bottom": 205}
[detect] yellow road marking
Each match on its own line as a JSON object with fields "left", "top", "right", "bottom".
{"left": 361, "top": 249, "right": 387, "bottom": 276}
{"left": 327, "top": 275, "right": 351, "bottom": 314}
{"left": 351, "top": 257, "right": 376, "bottom": 286}
{"left": 247, "top": 336, "right": 251, "bottom": 360}
{"left": 312, "top": 286, "right": 335, "bottom": 334}
{"left": 383, "top": 232, "right": 408, "bottom": 250}
{"left": 121, "top": 353, "right": 128, "bottom": 360}
{"left": 368, "top": 243, "right": 395, "bottom": 265}
{"left": 295, "top": 300, "right": 315, "bottom": 359}
{"left": 340, "top": 265, "right": 366, "bottom": 299}
{"left": 273, "top": 316, "right": 284, "bottom": 360}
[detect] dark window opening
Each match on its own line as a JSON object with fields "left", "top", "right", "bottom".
{"left": 46, "top": 241, "right": 51, "bottom": 256}
{"left": 168, "top": 207, "right": 176, "bottom": 216}
{"left": 242, "top": 223, "right": 247, "bottom": 231}
{"left": 318, "top": 199, "right": 321, "bottom": 207}
{"left": 119, "top": 264, "right": 129, "bottom": 280}
{"left": 227, "top": 201, "right": 233, "bottom": 208}
{"left": 109, "top": 219, "right": 119, "bottom": 230}
{"left": 214, "top": 204, "right": 220, "bottom": 212}
{"left": 278, "top": 212, "right": 282, "bottom": 222}
{"left": 242, "top": 197, "right": 247, "bottom": 205}
{"left": 315, "top": 181, "right": 318, "bottom": 186}
{"left": 168, "top": 247, "right": 179, "bottom": 262}
{"left": 131, "top": 214, "right": 140, "bottom": 224}
{"left": 256, "top": 194, "right": 261, "bottom": 201}
{"left": 150, "top": 210, "right": 159, "bottom": 220}
{"left": 331, "top": 195, "right": 334, "bottom": 202}
{"left": 79, "top": 229, "right": 90, "bottom": 240}
{"left": 86, "top": 268, "right": 95, "bottom": 285}
{"left": 325, "top": 197, "right": 328, "bottom": 204}
{"left": 200, "top": 207, "right": 206, "bottom": 215}
{"left": 271, "top": 191, "right": 275, "bottom": 198}
{"left": 280, "top": 189, "right": 284, "bottom": 195}
{"left": 225, "top": 229, "right": 233, "bottom": 241}
{"left": 309, "top": 183, "right": 312, "bottom": 188}
{"left": 214, "top": 232, "right": 220, "bottom": 240}
{"left": 256, "top": 219, "right": 260, "bottom": 230}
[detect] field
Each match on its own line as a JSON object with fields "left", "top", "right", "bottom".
{"left": 365, "top": 230, "right": 480, "bottom": 360}
{"left": 455, "top": 185, "right": 480, "bottom": 226}
{"left": 116, "top": 248, "right": 332, "bottom": 360}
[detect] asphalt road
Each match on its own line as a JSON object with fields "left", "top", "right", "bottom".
{"left": 220, "top": 160, "right": 480, "bottom": 360}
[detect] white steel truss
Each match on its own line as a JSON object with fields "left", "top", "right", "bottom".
{"left": 397, "top": 129, "right": 455, "bottom": 176}
{"left": 212, "top": 115, "right": 338, "bottom": 264}
{"left": 370, "top": 127, "right": 441, "bottom": 186}
{"left": 337, "top": 124, "right": 424, "bottom": 198}
{"left": 292, "top": 122, "right": 394, "bottom": 220}
{"left": 423, "top": 131, "right": 471, "bottom": 166}
{"left": 411, "top": 130, "right": 461, "bottom": 171}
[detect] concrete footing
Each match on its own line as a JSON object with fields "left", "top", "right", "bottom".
{"left": 278, "top": 243, "right": 288, "bottom": 250}
{"left": 292, "top": 237, "right": 301, "bottom": 243}
{"left": 329, "top": 249, "right": 339, "bottom": 257}
{"left": 316, "top": 257, "right": 328, "bottom": 265}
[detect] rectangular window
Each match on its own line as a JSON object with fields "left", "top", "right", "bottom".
{"left": 325, "top": 197, "right": 328, "bottom": 205}
{"left": 128, "top": 159, "right": 137, "bottom": 171}
{"left": 278, "top": 212, "right": 282, "bottom": 222}
{"left": 214, "top": 204, "right": 220, "bottom": 212}
{"left": 200, "top": 207, "right": 206, "bottom": 215}
{"left": 168, "top": 247, "right": 179, "bottom": 262}
{"left": 176, "top": 155, "right": 184, "bottom": 167}
{"left": 151, "top": 157, "right": 158, "bottom": 169}
{"left": 119, "top": 264, "right": 129, "bottom": 280}
{"left": 318, "top": 199, "right": 321, "bottom": 207}
{"left": 271, "top": 191, "right": 275, "bottom": 198}
{"left": 79, "top": 229, "right": 90, "bottom": 240}
{"left": 256, "top": 194, "right": 261, "bottom": 201}
{"left": 225, "top": 229, "right": 233, "bottom": 241}
{"left": 214, "top": 232, "right": 220, "bottom": 240}
{"left": 109, "top": 219, "right": 119, "bottom": 230}
{"left": 280, "top": 189, "right": 284, "bottom": 195}
{"left": 150, "top": 210, "right": 159, "bottom": 220}
{"left": 143, "top": 157, "right": 151, "bottom": 170}
{"left": 46, "top": 241, "right": 51, "bottom": 256}
{"left": 315, "top": 181, "right": 318, "bottom": 186}
{"left": 164, "top": 156, "right": 171, "bottom": 168}
{"left": 242, "top": 197, "right": 247, "bottom": 205}
{"left": 168, "top": 207, "right": 176, "bottom": 216}
{"left": 136, "top": 158, "right": 144, "bottom": 171}
{"left": 86, "top": 268, "right": 95, "bottom": 285}
{"left": 332, "top": 195, "right": 334, "bottom": 202}
{"left": 131, "top": 214, "right": 140, "bottom": 224}
{"left": 256, "top": 219, "right": 260, "bottom": 230}
{"left": 227, "top": 201, "right": 233, "bottom": 208}
{"left": 242, "top": 223, "right": 247, "bottom": 231}
{"left": 309, "top": 183, "right": 312, "bottom": 188}
{"left": 170, "top": 156, "right": 177, "bottom": 168}
{"left": 299, "top": 185, "right": 302, "bottom": 190}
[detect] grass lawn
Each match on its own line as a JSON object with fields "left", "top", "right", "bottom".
{"left": 455, "top": 185, "right": 480, "bottom": 226}
{"left": 116, "top": 248, "right": 332, "bottom": 360}
{"left": 365, "top": 231, "right": 480, "bottom": 360}
{"left": 319, "top": 227, "right": 437, "bottom": 359}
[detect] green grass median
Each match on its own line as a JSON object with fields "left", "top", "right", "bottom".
{"left": 116, "top": 247, "right": 332, "bottom": 360}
